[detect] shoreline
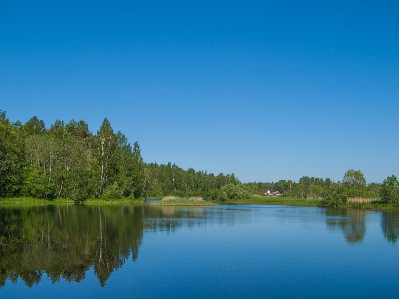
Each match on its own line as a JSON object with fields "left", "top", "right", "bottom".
{"left": 1, "top": 196, "right": 398, "bottom": 210}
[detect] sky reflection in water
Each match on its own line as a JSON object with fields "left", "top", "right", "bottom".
{"left": 1, "top": 204, "right": 399, "bottom": 298}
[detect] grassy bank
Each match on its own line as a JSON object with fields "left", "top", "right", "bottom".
{"left": 83, "top": 198, "right": 145, "bottom": 205}
{"left": 0, "top": 197, "right": 75, "bottom": 205}
{"left": 1, "top": 196, "right": 398, "bottom": 210}
{"left": 148, "top": 198, "right": 216, "bottom": 206}
{"left": 222, "top": 196, "right": 320, "bottom": 206}
{"left": 334, "top": 200, "right": 399, "bottom": 210}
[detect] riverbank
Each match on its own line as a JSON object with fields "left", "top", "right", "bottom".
{"left": 223, "top": 196, "right": 320, "bottom": 206}
{"left": 1, "top": 196, "right": 397, "bottom": 210}
{"left": 147, "top": 198, "right": 216, "bottom": 206}
{"left": 0, "top": 197, "right": 75, "bottom": 205}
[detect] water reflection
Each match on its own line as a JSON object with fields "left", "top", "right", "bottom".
{"left": 381, "top": 210, "right": 399, "bottom": 243}
{"left": 325, "top": 208, "right": 367, "bottom": 244}
{"left": 0, "top": 205, "right": 144, "bottom": 287}
{"left": 1, "top": 205, "right": 399, "bottom": 289}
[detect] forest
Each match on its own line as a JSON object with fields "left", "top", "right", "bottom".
{"left": 0, "top": 111, "right": 239, "bottom": 201}
{"left": 1, "top": 111, "right": 398, "bottom": 205}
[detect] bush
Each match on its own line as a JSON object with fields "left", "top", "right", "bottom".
{"left": 101, "top": 182, "right": 123, "bottom": 199}
{"left": 380, "top": 185, "right": 399, "bottom": 204}
{"left": 320, "top": 185, "right": 348, "bottom": 207}
{"left": 210, "top": 184, "right": 252, "bottom": 201}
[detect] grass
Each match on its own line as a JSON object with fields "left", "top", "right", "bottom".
{"left": 2, "top": 195, "right": 398, "bottom": 210}
{"left": 0, "top": 197, "right": 75, "bottom": 205}
{"left": 83, "top": 198, "right": 145, "bottom": 205}
{"left": 221, "top": 196, "right": 320, "bottom": 206}
{"left": 335, "top": 200, "right": 399, "bottom": 210}
{"left": 149, "top": 198, "right": 216, "bottom": 206}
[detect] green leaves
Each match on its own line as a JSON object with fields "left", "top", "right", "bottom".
{"left": 210, "top": 183, "right": 252, "bottom": 201}
{"left": 320, "top": 185, "right": 348, "bottom": 207}
{"left": 383, "top": 175, "right": 399, "bottom": 188}
{"left": 342, "top": 169, "right": 366, "bottom": 187}
{"left": 380, "top": 175, "right": 399, "bottom": 204}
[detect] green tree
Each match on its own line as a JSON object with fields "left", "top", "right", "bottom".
{"left": 95, "top": 119, "right": 119, "bottom": 198}
{"left": 22, "top": 116, "right": 45, "bottom": 136}
{"left": 380, "top": 175, "right": 399, "bottom": 204}
{"left": 383, "top": 175, "right": 399, "bottom": 187}
{"left": 210, "top": 183, "right": 252, "bottom": 201}
{"left": 342, "top": 169, "right": 366, "bottom": 187}
{"left": 0, "top": 112, "right": 25, "bottom": 197}
{"left": 320, "top": 184, "right": 348, "bottom": 207}
{"left": 274, "top": 180, "right": 289, "bottom": 192}
{"left": 342, "top": 169, "right": 367, "bottom": 198}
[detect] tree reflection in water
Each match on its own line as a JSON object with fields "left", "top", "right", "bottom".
{"left": 325, "top": 208, "right": 367, "bottom": 244}
{"left": 0, "top": 205, "right": 144, "bottom": 287}
{"left": 381, "top": 210, "right": 399, "bottom": 243}
{"left": 0, "top": 205, "right": 207, "bottom": 287}
{"left": 2, "top": 205, "right": 399, "bottom": 288}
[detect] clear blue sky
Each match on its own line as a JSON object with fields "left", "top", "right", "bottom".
{"left": 1, "top": 0, "right": 398, "bottom": 183}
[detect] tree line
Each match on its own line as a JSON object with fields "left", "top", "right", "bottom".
{"left": 246, "top": 170, "right": 399, "bottom": 206}
{"left": 0, "top": 111, "right": 239, "bottom": 201}
{"left": 1, "top": 111, "right": 398, "bottom": 204}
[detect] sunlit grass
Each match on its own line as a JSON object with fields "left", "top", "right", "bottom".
{"left": 149, "top": 198, "right": 216, "bottom": 206}
{"left": 83, "top": 198, "right": 145, "bottom": 205}
{"left": 221, "top": 196, "right": 320, "bottom": 206}
{"left": 0, "top": 197, "right": 75, "bottom": 205}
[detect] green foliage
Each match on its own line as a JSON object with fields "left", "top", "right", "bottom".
{"left": 101, "top": 182, "right": 123, "bottom": 199}
{"left": 342, "top": 169, "right": 366, "bottom": 187}
{"left": 320, "top": 185, "right": 348, "bottom": 207}
{"left": 210, "top": 183, "right": 252, "bottom": 201}
{"left": 383, "top": 175, "right": 399, "bottom": 187}
{"left": 95, "top": 118, "right": 120, "bottom": 197}
{"left": 285, "top": 183, "right": 324, "bottom": 199}
{"left": 0, "top": 111, "right": 393, "bottom": 207}
{"left": 380, "top": 175, "right": 399, "bottom": 204}
{"left": 21, "top": 166, "right": 55, "bottom": 199}
{"left": 143, "top": 162, "right": 239, "bottom": 198}
{"left": 0, "top": 113, "right": 149, "bottom": 201}
{"left": 274, "top": 180, "right": 289, "bottom": 192}
{"left": 0, "top": 112, "right": 25, "bottom": 197}
{"left": 2, "top": 112, "right": 236, "bottom": 201}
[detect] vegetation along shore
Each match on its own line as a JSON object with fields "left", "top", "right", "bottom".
{"left": 1, "top": 111, "right": 399, "bottom": 208}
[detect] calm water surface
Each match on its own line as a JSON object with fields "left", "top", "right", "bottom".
{"left": 1, "top": 204, "right": 399, "bottom": 298}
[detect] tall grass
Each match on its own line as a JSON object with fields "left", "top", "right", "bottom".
{"left": 150, "top": 198, "right": 215, "bottom": 206}
{"left": 222, "top": 196, "right": 320, "bottom": 206}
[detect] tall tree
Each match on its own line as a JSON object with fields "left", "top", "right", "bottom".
{"left": 342, "top": 169, "right": 366, "bottom": 187}
{"left": 95, "top": 119, "right": 119, "bottom": 198}
{"left": 0, "top": 112, "right": 25, "bottom": 197}
{"left": 130, "top": 141, "right": 145, "bottom": 198}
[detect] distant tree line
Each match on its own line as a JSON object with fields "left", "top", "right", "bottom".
{"left": 246, "top": 170, "right": 399, "bottom": 206}
{"left": 0, "top": 112, "right": 240, "bottom": 201}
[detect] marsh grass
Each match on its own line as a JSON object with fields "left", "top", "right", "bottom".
{"left": 151, "top": 198, "right": 215, "bottom": 206}
{"left": 222, "top": 196, "right": 320, "bottom": 206}
{"left": 347, "top": 197, "right": 377, "bottom": 203}
{"left": 84, "top": 198, "right": 144, "bottom": 205}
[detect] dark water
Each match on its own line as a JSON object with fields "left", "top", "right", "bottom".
{"left": 1, "top": 204, "right": 399, "bottom": 298}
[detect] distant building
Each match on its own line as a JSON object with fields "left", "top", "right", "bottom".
{"left": 263, "top": 189, "right": 282, "bottom": 196}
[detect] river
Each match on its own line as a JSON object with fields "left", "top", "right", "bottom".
{"left": 1, "top": 204, "right": 399, "bottom": 298}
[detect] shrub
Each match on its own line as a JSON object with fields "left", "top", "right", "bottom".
{"left": 380, "top": 175, "right": 399, "bottom": 204}
{"left": 210, "top": 184, "right": 252, "bottom": 201}
{"left": 320, "top": 185, "right": 348, "bottom": 207}
{"left": 380, "top": 185, "right": 399, "bottom": 204}
{"left": 101, "top": 182, "right": 123, "bottom": 199}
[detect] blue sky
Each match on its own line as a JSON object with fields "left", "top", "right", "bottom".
{"left": 1, "top": 0, "right": 398, "bottom": 183}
